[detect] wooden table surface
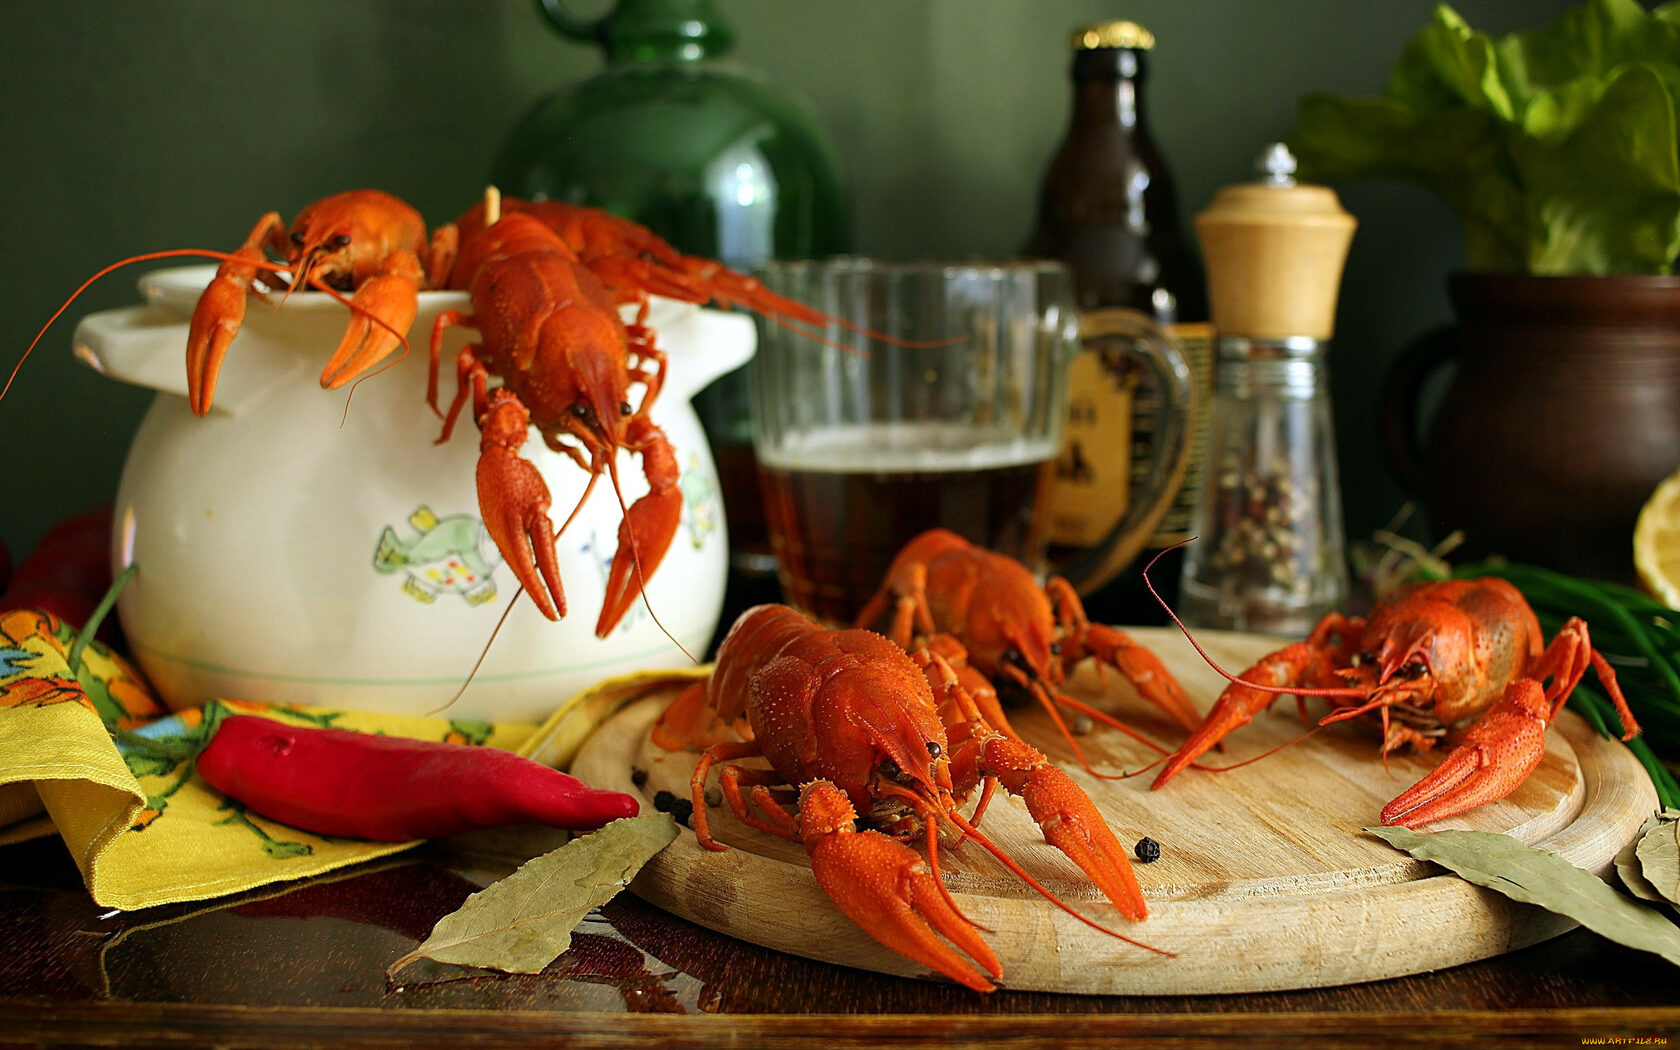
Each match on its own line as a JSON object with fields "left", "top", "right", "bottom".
{"left": 4, "top": 828, "right": 1679, "bottom": 1050}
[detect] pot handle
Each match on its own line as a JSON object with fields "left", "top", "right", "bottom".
{"left": 73, "top": 303, "right": 300, "bottom": 416}
{"left": 1378, "top": 324, "right": 1460, "bottom": 497}
{"left": 72, "top": 305, "right": 194, "bottom": 401}
{"left": 652, "top": 306, "right": 757, "bottom": 403}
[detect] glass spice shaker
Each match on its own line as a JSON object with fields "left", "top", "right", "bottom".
{"left": 1177, "top": 144, "right": 1358, "bottom": 635}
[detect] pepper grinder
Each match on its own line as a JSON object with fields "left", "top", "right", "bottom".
{"left": 1177, "top": 144, "right": 1358, "bottom": 634}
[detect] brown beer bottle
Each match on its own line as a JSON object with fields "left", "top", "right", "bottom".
{"left": 1023, "top": 19, "right": 1211, "bottom": 625}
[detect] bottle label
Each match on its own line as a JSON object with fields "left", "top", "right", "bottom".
{"left": 1047, "top": 340, "right": 1136, "bottom": 548}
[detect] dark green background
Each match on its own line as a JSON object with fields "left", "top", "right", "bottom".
{"left": 0, "top": 0, "right": 1576, "bottom": 564}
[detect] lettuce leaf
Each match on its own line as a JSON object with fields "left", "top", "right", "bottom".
{"left": 1288, "top": 0, "right": 1680, "bottom": 275}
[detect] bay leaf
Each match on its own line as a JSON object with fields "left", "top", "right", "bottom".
{"left": 388, "top": 813, "right": 677, "bottom": 979}
{"left": 1616, "top": 811, "right": 1671, "bottom": 903}
{"left": 1636, "top": 818, "right": 1680, "bottom": 907}
{"left": 1367, "top": 826, "right": 1680, "bottom": 968}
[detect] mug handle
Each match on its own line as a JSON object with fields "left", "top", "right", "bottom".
{"left": 1054, "top": 309, "right": 1195, "bottom": 595}
{"left": 1377, "top": 324, "right": 1459, "bottom": 498}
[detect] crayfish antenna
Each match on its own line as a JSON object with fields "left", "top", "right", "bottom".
{"left": 1018, "top": 679, "right": 1130, "bottom": 781}
{"left": 3, "top": 248, "right": 296, "bottom": 401}
{"left": 942, "top": 807, "right": 1173, "bottom": 957}
{"left": 1143, "top": 541, "right": 1364, "bottom": 702}
{"left": 1046, "top": 683, "right": 1178, "bottom": 756}
{"left": 428, "top": 587, "right": 524, "bottom": 716}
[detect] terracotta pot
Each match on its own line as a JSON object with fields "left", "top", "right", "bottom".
{"left": 1381, "top": 273, "right": 1680, "bottom": 584}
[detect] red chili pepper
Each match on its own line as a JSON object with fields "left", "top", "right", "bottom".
{"left": 195, "top": 715, "right": 639, "bottom": 841}
{"left": 0, "top": 505, "right": 117, "bottom": 640}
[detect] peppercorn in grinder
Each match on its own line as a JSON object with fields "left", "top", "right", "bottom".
{"left": 1176, "top": 144, "right": 1358, "bottom": 635}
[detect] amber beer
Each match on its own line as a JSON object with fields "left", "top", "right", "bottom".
{"left": 757, "top": 426, "right": 1054, "bottom": 625}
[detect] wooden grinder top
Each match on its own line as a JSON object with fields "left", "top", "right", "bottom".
{"left": 1194, "top": 144, "right": 1357, "bottom": 341}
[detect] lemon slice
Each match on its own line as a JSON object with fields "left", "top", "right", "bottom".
{"left": 1634, "top": 467, "right": 1680, "bottom": 608}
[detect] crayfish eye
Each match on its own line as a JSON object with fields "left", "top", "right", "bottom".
{"left": 1049, "top": 642, "right": 1062, "bottom": 656}
{"left": 330, "top": 233, "right": 352, "bottom": 249}
{"left": 878, "top": 757, "right": 902, "bottom": 781}
{"left": 290, "top": 231, "right": 306, "bottom": 247}
{"left": 925, "top": 741, "right": 942, "bottom": 758}
{"left": 1002, "top": 648, "right": 1023, "bottom": 667}
{"left": 620, "top": 401, "right": 632, "bottom": 416}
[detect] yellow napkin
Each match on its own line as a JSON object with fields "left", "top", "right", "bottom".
{"left": 0, "top": 607, "right": 698, "bottom": 911}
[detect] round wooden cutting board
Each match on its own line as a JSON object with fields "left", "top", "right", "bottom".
{"left": 568, "top": 627, "right": 1657, "bottom": 995}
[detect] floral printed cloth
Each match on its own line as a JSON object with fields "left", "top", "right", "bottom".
{"left": 0, "top": 607, "right": 682, "bottom": 910}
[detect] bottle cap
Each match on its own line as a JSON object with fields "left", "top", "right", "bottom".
{"left": 1070, "top": 21, "right": 1155, "bottom": 51}
{"left": 1194, "top": 144, "right": 1356, "bottom": 341}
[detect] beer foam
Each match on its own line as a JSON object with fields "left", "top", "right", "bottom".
{"left": 758, "top": 421, "right": 1056, "bottom": 473}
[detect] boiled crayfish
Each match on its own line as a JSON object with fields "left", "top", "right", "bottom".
{"left": 426, "top": 201, "right": 678, "bottom": 635}
{"left": 11, "top": 186, "right": 865, "bottom": 638}
{"left": 1152, "top": 577, "right": 1642, "bottom": 827}
{"left": 446, "top": 195, "right": 846, "bottom": 333}
{"left": 855, "top": 529, "right": 1202, "bottom": 776}
{"left": 652, "top": 603, "right": 1163, "bottom": 993}
{"left": 427, "top": 189, "right": 876, "bottom": 634}
{"left": 181, "top": 189, "right": 458, "bottom": 416}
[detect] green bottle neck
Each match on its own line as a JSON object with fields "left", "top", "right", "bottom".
{"left": 542, "top": 0, "right": 735, "bottom": 63}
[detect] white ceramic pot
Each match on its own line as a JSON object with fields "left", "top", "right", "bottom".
{"left": 74, "top": 265, "right": 753, "bottom": 723}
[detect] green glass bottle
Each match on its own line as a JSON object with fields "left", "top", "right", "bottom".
{"left": 494, "top": 0, "right": 851, "bottom": 636}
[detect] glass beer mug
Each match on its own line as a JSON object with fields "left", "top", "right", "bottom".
{"left": 749, "top": 258, "right": 1192, "bottom": 625}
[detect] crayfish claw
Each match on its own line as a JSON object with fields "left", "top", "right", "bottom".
{"left": 476, "top": 393, "right": 566, "bottom": 621}
{"left": 1151, "top": 688, "right": 1269, "bottom": 789}
{"left": 185, "top": 270, "right": 252, "bottom": 415}
{"left": 980, "top": 736, "right": 1147, "bottom": 921}
{"left": 1153, "top": 640, "right": 1340, "bottom": 790}
{"left": 1079, "top": 623, "right": 1203, "bottom": 735}
{"left": 1380, "top": 679, "right": 1551, "bottom": 828}
{"left": 596, "top": 421, "right": 682, "bottom": 637}
{"left": 596, "top": 485, "right": 680, "bottom": 637}
{"left": 799, "top": 781, "right": 1001, "bottom": 993}
{"left": 318, "top": 269, "right": 420, "bottom": 390}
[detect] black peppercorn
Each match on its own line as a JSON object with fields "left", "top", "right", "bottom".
{"left": 1134, "top": 836, "right": 1161, "bottom": 863}
{"left": 652, "top": 789, "right": 694, "bottom": 827}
